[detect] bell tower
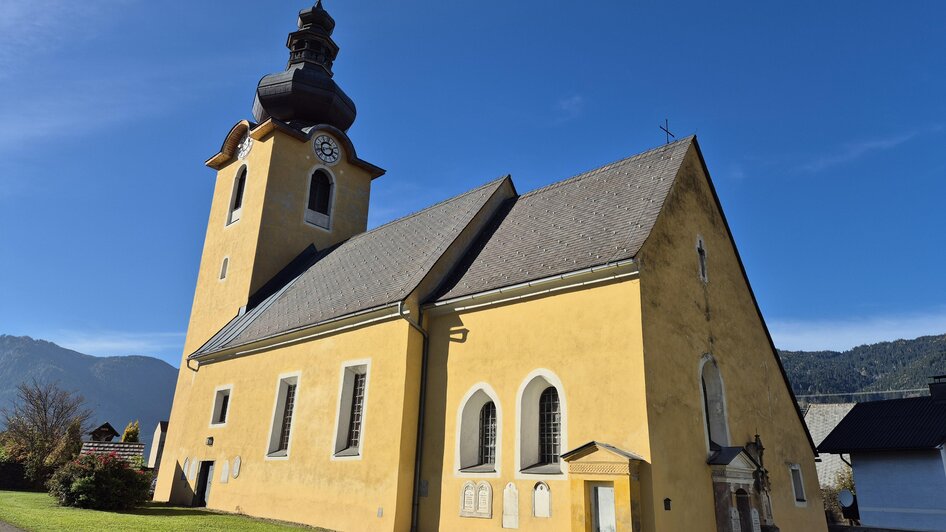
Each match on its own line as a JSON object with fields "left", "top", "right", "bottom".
{"left": 183, "top": 1, "right": 384, "bottom": 355}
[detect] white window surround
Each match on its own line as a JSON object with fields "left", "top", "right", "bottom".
{"left": 303, "top": 165, "right": 336, "bottom": 231}
{"left": 331, "top": 359, "right": 371, "bottom": 460}
{"left": 455, "top": 383, "right": 502, "bottom": 477}
{"left": 227, "top": 165, "right": 247, "bottom": 226}
{"left": 515, "top": 369, "right": 568, "bottom": 480}
{"left": 219, "top": 257, "right": 229, "bottom": 281}
{"left": 789, "top": 463, "right": 807, "bottom": 506}
{"left": 209, "top": 384, "right": 233, "bottom": 428}
{"left": 699, "top": 353, "right": 731, "bottom": 455}
{"left": 264, "top": 371, "right": 301, "bottom": 461}
{"left": 696, "top": 234, "right": 708, "bottom": 283}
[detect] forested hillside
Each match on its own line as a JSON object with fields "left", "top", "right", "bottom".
{"left": 0, "top": 335, "right": 176, "bottom": 452}
{"left": 779, "top": 333, "right": 946, "bottom": 399}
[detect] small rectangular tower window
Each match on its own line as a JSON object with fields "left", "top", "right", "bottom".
{"left": 333, "top": 362, "right": 370, "bottom": 458}
{"left": 210, "top": 386, "right": 232, "bottom": 426}
{"left": 266, "top": 373, "right": 300, "bottom": 458}
{"left": 789, "top": 464, "right": 806, "bottom": 504}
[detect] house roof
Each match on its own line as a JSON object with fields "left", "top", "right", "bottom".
{"left": 804, "top": 403, "right": 855, "bottom": 446}
{"left": 89, "top": 422, "right": 120, "bottom": 439}
{"left": 193, "top": 176, "right": 509, "bottom": 357}
{"left": 80, "top": 441, "right": 145, "bottom": 463}
{"left": 435, "top": 138, "right": 691, "bottom": 300}
{"left": 818, "top": 395, "right": 946, "bottom": 454}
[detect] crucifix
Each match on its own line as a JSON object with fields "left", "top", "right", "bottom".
{"left": 660, "top": 119, "right": 675, "bottom": 144}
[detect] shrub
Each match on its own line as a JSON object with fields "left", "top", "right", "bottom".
{"left": 48, "top": 453, "right": 152, "bottom": 510}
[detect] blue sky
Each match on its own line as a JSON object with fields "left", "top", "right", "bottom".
{"left": 1, "top": 1, "right": 944, "bottom": 367}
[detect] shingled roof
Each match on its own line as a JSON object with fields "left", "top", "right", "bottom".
{"left": 436, "top": 137, "right": 691, "bottom": 300}
{"left": 192, "top": 137, "right": 693, "bottom": 358}
{"left": 818, "top": 395, "right": 946, "bottom": 454}
{"left": 193, "top": 176, "right": 509, "bottom": 356}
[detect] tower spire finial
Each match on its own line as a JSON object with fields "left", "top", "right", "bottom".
{"left": 252, "top": 2, "right": 356, "bottom": 131}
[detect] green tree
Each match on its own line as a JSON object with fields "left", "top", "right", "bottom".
{"left": 121, "top": 420, "right": 140, "bottom": 443}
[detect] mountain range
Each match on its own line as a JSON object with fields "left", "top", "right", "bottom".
{"left": 0, "top": 335, "right": 177, "bottom": 453}
{"left": 779, "top": 333, "right": 946, "bottom": 401}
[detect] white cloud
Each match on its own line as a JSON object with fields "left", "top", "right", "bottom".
{"left": 798, "top": 125, "right": 943, "bottom": 173}
{"left": 50, "top": 330, "right": 185, "bottom": 358}
{"left": 770, "top": 309, "right": 946, "bottom": 352}
{"left": 554, "top": 95, "right": 585, "bottom": 123}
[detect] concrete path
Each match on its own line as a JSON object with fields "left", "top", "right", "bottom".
{"left": 0, "top": 520, "right": 24, "bottom": 532}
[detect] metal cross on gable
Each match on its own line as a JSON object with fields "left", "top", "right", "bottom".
{"left": 660, "top": 119, "right": 675, "bottom": 144}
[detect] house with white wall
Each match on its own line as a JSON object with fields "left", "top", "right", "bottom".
{"left": 819, "top": 376, "right": 946, "bottom": 531}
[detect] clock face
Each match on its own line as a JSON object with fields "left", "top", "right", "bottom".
{"left": 236, "top": 134, "right": 253, "bottom": 160}
{"left": 314, "top": 135, "right": 340, "bottom": 164}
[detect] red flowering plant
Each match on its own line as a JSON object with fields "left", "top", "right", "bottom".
{"left": 47, "top": 452, "right": 152, "bottom": 510}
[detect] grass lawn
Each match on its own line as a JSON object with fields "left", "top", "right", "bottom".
{"left": 0, "top": 491, "right": 321, "bottom": 531}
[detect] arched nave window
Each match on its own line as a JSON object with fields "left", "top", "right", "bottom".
{"left": 517, "top": 370, "right": 567, "bottom": 475}
{"left": 457, "top": 385, "right": 501, "bottom": 473}
{"left": 700, "top": 354, "right": 730, "bottom": 451}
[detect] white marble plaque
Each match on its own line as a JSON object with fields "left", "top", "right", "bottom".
{"left": 533, "top": 482, "right": 551, "bottom": 518}
{"left": 219, "top": 459, "right": 230, "bottom": 484}
{"left": 751, "top": 508, "right": 762, "bottom": 532}
{"left": 476, "top": 482, "right": 492, "bottom": 517}
{"left": 729, "top": 507, "right": 742, "bottom": 532}
{"left": 180, "top": 458, "right": 189, "bottom": 481}
{"left": 503, "top": 482, "right": 519, "bottom": 529}
{"left": 188, "top": 459, "right": 199, "bottom": 481}
{"left": 232, "top": 456, "right": 242, "bottom": 478}
{"left": 460, "top": 482, "right": 477, "bottom": 517}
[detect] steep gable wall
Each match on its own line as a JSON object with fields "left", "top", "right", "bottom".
{"left": 637, "top": 143, "right": 826, "bottom": 532}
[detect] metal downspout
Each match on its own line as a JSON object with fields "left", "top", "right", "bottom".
{"left": 399, "top": 302, "right": 429, "bottom": 532}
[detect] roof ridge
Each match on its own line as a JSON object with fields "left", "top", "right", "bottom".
{"left": 353, "top": 175, "right": 509, "bottom": 238}
{"left": 520, "top": 136, "right": 694, "bottom": 199}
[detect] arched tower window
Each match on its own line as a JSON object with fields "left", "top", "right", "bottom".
{"left": 305, "top": 169, "right": 333, "bottom": 229}
{"left": 227, "top": 166, "right": 247, "bottom": 225}
{"left": 700, "top": 355, "right": 730, "bottom": 450}
{"left": 478, "top": 401, "right": 497, "bottom": 466}
{"left": 456, "top": 385, "right": 501, "bottom": 473}
{"left": 517, "top": 370, "right": 566, "bottom": 475}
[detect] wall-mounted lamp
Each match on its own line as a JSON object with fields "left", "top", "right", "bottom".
{"left": 664, "top": 498, "right": 672, "bottom": 511}
{"left": 205, "top": 436, "right": 214, "bottom": 446}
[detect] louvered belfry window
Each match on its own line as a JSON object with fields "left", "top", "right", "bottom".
{"left": 538, "top": 387, "right": 560, "bottom": 464}
{"left": 346, "top": 373, "right": 366, "bottom": 449}
{"left": 277, "top": 383, "right": 297, "bottom": 452}
{"left": 478, "top": 401, "right": 497, "bottom": 465}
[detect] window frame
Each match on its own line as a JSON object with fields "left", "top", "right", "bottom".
{"left": 264, "top": 372, "right": 301, "bottom": 460}
{"left": 699, "top": 353, "right": 731, "bottom": 454}
{"left": 227, "top": 165, "right": 247, "bottom": 226}
{"left": 515, "top": 369, "right": 567, "bottom": 479}
{"left": 455, "top": 383, "right": 502, "bottom": 477}
{"left": 331, "top": 360, "right": 371, "bottom": 460}
{"left": 209, "top": 385, "right": 233, "bottom": 428}
{"left": 303, "top": 166, "right": 335, "bottom": 230}
{"left": 789, "top": 463, "right": 807, "bottom": 506}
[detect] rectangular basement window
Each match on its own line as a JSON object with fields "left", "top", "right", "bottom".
{"left": 266, "top": 373, "right": 300, "bottom": 459}
{"left": 210, "top": 386, "right": 232, "bottom": 427}
{"left": 789, "top": 464, "right": 807, "bottom": 505}
{"left": 333, "top": 362, "right": 370, "bottom": 458}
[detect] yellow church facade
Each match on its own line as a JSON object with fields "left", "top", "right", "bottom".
{"left": 154, "top": 4, "right": 828, "bottom": 532}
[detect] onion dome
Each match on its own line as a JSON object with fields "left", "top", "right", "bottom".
{"left": 252, "top": 1, "right": 356, "bottom": 131}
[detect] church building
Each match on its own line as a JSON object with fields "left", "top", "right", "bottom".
{"left": 154, "top": 4, "right": 828, "bottom": 531}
